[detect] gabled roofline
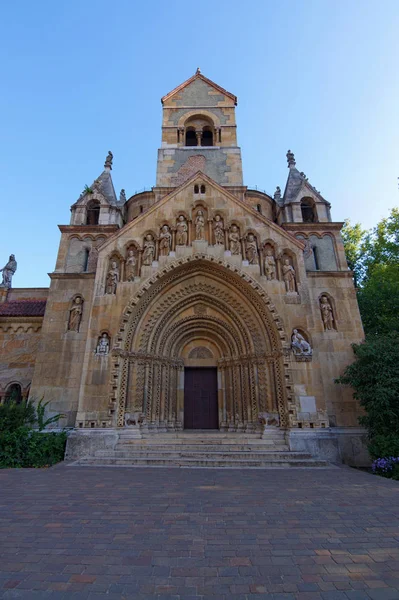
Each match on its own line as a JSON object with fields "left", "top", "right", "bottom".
{"left": 161, "top": 72, "right": 237, "bottom": 106}
{"left": 99, "top": 171, "right": 305, "bottom": 253}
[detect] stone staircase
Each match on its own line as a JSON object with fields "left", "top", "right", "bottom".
{"left": 70, "top": 429, "right": 330, "bottom": 468}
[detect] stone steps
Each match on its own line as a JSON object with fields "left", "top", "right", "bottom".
{"left": 74, "top": 455, "right": 329, "bottom": 468}
{"left": 68, "top": 430, "right": 331, "bottom": 468}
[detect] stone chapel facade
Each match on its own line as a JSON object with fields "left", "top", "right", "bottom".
{"left": 0, "top": 71, "right": 367, "bottom": 463}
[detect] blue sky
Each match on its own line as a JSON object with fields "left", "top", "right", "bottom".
{"left": 1, "top": 0, "right": 398, "bottom": 287}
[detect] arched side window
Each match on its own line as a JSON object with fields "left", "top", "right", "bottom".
{"left": 5, "top": 383, "right": 22, "bottom": 405}
{"left": 200, "top": 185, "right": 206, "bottom": 194}
{"left": 256, "top": 204, "right": 262, "bottom": 214}
{"left": 185, "top": 128, "right": 197, "bottom": 147}
{"left": 201, "top": 127, "right": 213, "bottom": 147}
{"left": 194, "top": 184, "right": 199, "bottom": 194}
{"left": 300, "top": 198, "right": 317, "bottom": 223}
{"left": 86, "top": 201, "right": 100, "bottom": 225}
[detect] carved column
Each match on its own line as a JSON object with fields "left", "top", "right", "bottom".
{"left": 155, "top": 239, "right": 159, "bottom": 262}
{"left": 241, "top": 237, "right": 246, "bottom": 260}
{"left": 134, "top": 361, "right": 145, "bottom": 413}
{"left": 208, "top": 219, "right": 213, "bottom": 244}
{"left": 224, "top": 227, "right": 229, "bottom": 250}
{"left": 188, "top": 220, "right": 192, "bottom": 246}
{"left": 195, "top": 130, "right": 202, "bottom": 147}
{"left": 137, "top": 250, "right": 142, "bottom": 277}
{"left": 171, "top": 227, "right": 176, "bottom": 251}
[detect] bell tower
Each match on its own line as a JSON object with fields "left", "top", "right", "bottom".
{"left": 156, "top": 69, "right": 243, "bottom": 188}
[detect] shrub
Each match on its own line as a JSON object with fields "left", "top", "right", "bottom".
{"left": 368, "top": 434, "right": 399, "bottom": 460}
{"left": 372, "top": 456, "right": 399, "bottom": 480}
{"left": 0, "top": 398, "right": 67, "bottom": 469}
{"left": 0, "top": 400, "right": 36, "bottom": 433}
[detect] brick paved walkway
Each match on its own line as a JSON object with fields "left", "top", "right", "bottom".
{"left": 0, "top": 465, "right": 399, "bottom": 600}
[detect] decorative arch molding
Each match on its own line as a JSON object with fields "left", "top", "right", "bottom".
{"left": 109, "top": 255, "right": 295, "bottom": 430}
{"left": 178, "top": 109, "right": 221, "bottom": 129}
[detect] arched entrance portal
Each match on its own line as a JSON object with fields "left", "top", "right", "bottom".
{"left": 111, "top": 258, "right": 293, "bottom": 431}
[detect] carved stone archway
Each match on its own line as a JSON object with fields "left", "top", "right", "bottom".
{"left": 109, "top": 256, "right": 296, "bottom": 430}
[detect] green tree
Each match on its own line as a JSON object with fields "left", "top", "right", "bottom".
{"left": 341, "top": 219, "right": 367, "bottom": 286}
{"left": 336, "top": 333, "right": 399, "bottom": 440}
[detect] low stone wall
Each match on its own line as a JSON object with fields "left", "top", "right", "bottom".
{"left": 65, "top": 429, "right": 119, "bottom": 461}
{"left": 288, "top": 427, "right": 370, "bottom": 467}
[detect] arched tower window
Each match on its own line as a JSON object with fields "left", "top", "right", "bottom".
{"left": 185, "top": 128, "right": 197, "bottom": 146}
{"left": 5, "top": 383, "right": 22, "bottom": 405}
{"left": 86, "top": 201, "right": 100, "bottom": 225}
{"left": 194, "top": 184, "right": 199, "bottom": 194}
{"left": 301, "top": 198, "right": 317, "bottom": 223}
{"left": 257, "top": 204, "right": 262, "bottom": 214}
{"left": 200, "top": 185, "right": 206, "bottom": 194}
{"left": 201, "top": 127, "right": 213, "bottom": 147}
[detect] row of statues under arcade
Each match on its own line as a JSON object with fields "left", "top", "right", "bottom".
{"left": 104, "top": 214, "right": 301, "bottom": 295}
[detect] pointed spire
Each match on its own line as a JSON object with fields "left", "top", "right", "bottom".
{"left": 286, "top": 149, "right": 296, "bottom": 168}
{"left": 104, "top": 151, "right": 113, "bottom": 170}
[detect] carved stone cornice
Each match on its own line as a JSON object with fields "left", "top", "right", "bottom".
{"left": 58, "top": 225, "right": 119, "bottom": 234}
{"left": 282, "top": 222, "right": 344, "bottom": 232}
{"left": 49, "top": 272, "right": 96, "bottom": 280}
{"left": 307, "top": 271, "right": 353, "bottom": 278}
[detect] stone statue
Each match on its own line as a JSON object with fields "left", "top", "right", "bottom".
{"left": 120, "top": 189, "right": 126, "bottom": 202}
{"left": 245, "top": 233, "right": 259, "bottom": 265}
{"left": 125, "top": 249, "right": 136, "bottom": 282}
{"left": 291, "top": 329, "right": 312, "bottom": 356}
{"left": 274, "top": 186, "right": 281, "bottom": 201}
{"left": 159, "top": 225, "right": 172, "bottom": 256}
{"left": 176, "top": 215, "right": 188, "bottom": 246}
{"left": 68, "top": 296, "right": 83, "bottom": 332}
{"left": 142, "top": 234, "right": 155, "bottom": 265}
{"left": 104, "top": 151, "right": 113, "bottom": 169}
{"left": 195, "top": 210, "right": 205, "bottom": 240}
{"left": 286, "top": 149, "right": 296, "bottom": 168}
{"left": 105, "top": 261, "right": 119, "bottom": 294}
{"left": 320, "top": 296, "right": 334, "bottom": 330}
{"left": 264, "top": 248, "right": 276, "bottom": 280}
{"left": 0, "top": 254, "right": 17, "bottom": 288}
{"left": 282, "top": 258, "right": 296, "bottom": 293}
{"left": 213, "top": 215, "right": 224, "bottom": 245}
{"left": 96, "top": 332, "right": 110, "bottom": 355}
{"left": 228, "top": 225, "right": 240, "bottom": 255}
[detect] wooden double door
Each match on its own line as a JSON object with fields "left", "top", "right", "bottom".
{"left": 184, "top": 367, "right": 218, "bottom": 430}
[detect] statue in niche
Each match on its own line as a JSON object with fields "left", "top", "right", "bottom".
{"left": 282, "top": 257, "right": 296, "bottom": 293}
{"left": 264, "top": 248, "right": 276, "bottom": 280}
{"left": 320, "top": 296, "right": 335, "bottom": 330}
{"left": 228, "top": 225, "right": 241, "bottom": 255}
{"left": 142, "top": 234, "right": 155, "bottom": 265}
{"left": 0, "top": 254, "right": 17, "bottom": 288}
{"left": 68, "top": 296, "right": 83, "bottom": 332}
{"left": 159, "top": 225, "right": 172, "bottom": 256}
{"left": 213, "top": 215, "right": 224, "bottom": 245}
{"left": 125, "top": 249, "right": 137, "bottom": 282}
{"left": 105, "top": 261, "right": 119, "bottom": 294}
{"left": 291, "top": 329, "right": 312, "bottom": 356}
{"left": 96, "top": 332, "right": 110, "bottom": 355}
{"left": 176, "top": 215, "right": 188, "bottom": 246}
{"left": 245, "top": 233, "right": 259, "bottom": 265}
{"left": 195, "top": 210, "right": 205, "bottom": 240}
